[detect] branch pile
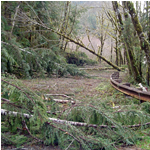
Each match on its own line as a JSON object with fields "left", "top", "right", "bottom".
{"left": 1, "top": 77, "right": 150, "bottom": 149}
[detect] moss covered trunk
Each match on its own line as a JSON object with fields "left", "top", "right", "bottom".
{"left": 126, "top": 1, "right": 150, "bottom": 85}
{"left": 112, "top": 1, "right": 141, "bottom": 82}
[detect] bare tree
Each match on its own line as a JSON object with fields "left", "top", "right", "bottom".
{"left": 96, "top": 12, "right": 109, "bottom": 63}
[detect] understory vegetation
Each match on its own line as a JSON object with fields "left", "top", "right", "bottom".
{"left": 1, "top": 71, "right": 150, "bottom": 149}
{"left": 1, "top": 1, "right": 95, "bottom": 79}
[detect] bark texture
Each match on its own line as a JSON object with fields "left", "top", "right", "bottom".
{"left": 126, "top": 1, "right": 150, "bottom": 84}
{"left": 112, "top": 1, "right": 142, "bottom": 82}
{"left": 2, "top": 109, "right": 150, "bottom": 128}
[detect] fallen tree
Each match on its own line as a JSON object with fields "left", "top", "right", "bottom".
{"left": 49, "top": 28, "right": 122, "bottom": 71}
{"left": 2, "top": 109, "right": 150, "bottom": 128}
{"left": 24, "top": 15, "right": 121, "bottom": 71}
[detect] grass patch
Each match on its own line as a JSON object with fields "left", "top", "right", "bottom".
{"left": 136, "top": 128, "right": 150, "bottom": 150}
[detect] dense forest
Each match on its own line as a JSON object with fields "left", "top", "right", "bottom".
{"left": 1, "top": 1, "right": 150, "bottom": 150}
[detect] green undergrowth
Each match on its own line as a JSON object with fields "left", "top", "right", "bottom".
{"left": 1, "top": 74, "right": 150, "bottom": 150}
{"left": 65, "top": 51, "right": 98, "bottom": 66}
{"left": 136, "top": 128, "right": 150, "bottom": 150}
{"left": 94, "top": 81, "right": 150, "bottom": 149}
{"left": 1, "top": 132, "right": 30, "bottom": 148}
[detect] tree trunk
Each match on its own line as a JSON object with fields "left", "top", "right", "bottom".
{"left": 147, "top": 1, "right": 150, "bottom": 43}
{"left": 146, "top": 1, "right": 150, "bottom": 85}
{"left": 2, "top": 109, "right": 150, "bottom": 128}
{"left": 126, "top": 1, "right": 150, "bottom": 85}
{"left": 99, "top": 41, "right": 104, "bottom": 63}
{"left": 99, "top": 14, "right": 104, "bottom": 63}
{"left": 110, "top": 38, "right": 113, "bottom": 62}
{"left": 63, "top": 5, "right": 77, "bottom": 52}
{"left": 115, "top": 36, "right": 119, "bottom": 66}
{"left": 112, "top": 1, "right": 142, "bottom": 82}
{"left": 119, "top": 49, "right": 123, "bottom": 66}
{"left": 59, "top": 1, "right": 70, "bottom": 50}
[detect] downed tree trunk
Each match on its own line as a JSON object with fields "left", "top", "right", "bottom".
{"left": 44, "top": 94, "right": 74, "bottom": 100}
{"left": 44, "top": 94, "right": 75, "bottom": 104}
{"left": 2, "top": 109, "right": 150, "bottom": 128}
{"left": 53, "top": 99, "right": 75, "bottom": 104}
{"left": 31, "top": 20, "right": 121, "bottom": 71}
{"left": 78, "top": 67, "right": 120, "bottom": 70}
{"left": 53, "top": 31, "right": 121, "bottom": 71}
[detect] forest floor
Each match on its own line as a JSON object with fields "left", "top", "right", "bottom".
{"left": 2, "top": 64, "right": 149, "bottom": 150}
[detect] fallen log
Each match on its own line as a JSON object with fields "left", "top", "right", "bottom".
{"left": 33, "top": 20, "right": 122, "bottom": 71}
{"left": 53, "top": 99, "right": 75, "bottom": 104}
{"left": 79, "top": 67, "right": 113, "bottom": 70}
{"left": 44, "top": 94, "right": 74, "bottom": 100}
{"left": 78, "top": 67, "right": 115, "bottom": 70}
{"left": 2, "top": 109, "right": 150, "bottom": 128}
{"left": 44, "top": 94, "right": 76, "bottom": 104}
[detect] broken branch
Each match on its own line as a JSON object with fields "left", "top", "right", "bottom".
{"left": 44, "top": 94, "right": 74, "bottom": 100}
{"left": 53, "top": 99, "right": 75, "bottom": 104}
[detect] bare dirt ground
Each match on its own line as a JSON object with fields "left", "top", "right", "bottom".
{"left": 22, "top": 68, "right": 113, "bottom": 101}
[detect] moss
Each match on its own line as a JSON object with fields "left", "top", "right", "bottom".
{"left": 126, "top": 1, "right": 150, "bottom": 78}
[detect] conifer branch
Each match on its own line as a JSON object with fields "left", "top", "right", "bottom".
{"left": 24, "top": 1, "right": 44, "bottom": 25}
{"left": 1, "top": 133, "right": 16, "bottom": 145}
{"left": 58, "top": 104, "right": 84, "bottom": 119}
{"left": 65, "top": 139, "right": 74, "bottom": 150}
{"left": 22, "top": 120, "right": 42, "bottom": 142}
{"left": 47, "top": 122, "right": 81, "bottom": 144}
{"left": 1, "top": 79, "right": 35, "bottom": 105}
{"left": 1, "top": 98, "right": 32, "bottom": 113}
{"left": 1, "top": 41, "right": 32, "bottom": 54}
